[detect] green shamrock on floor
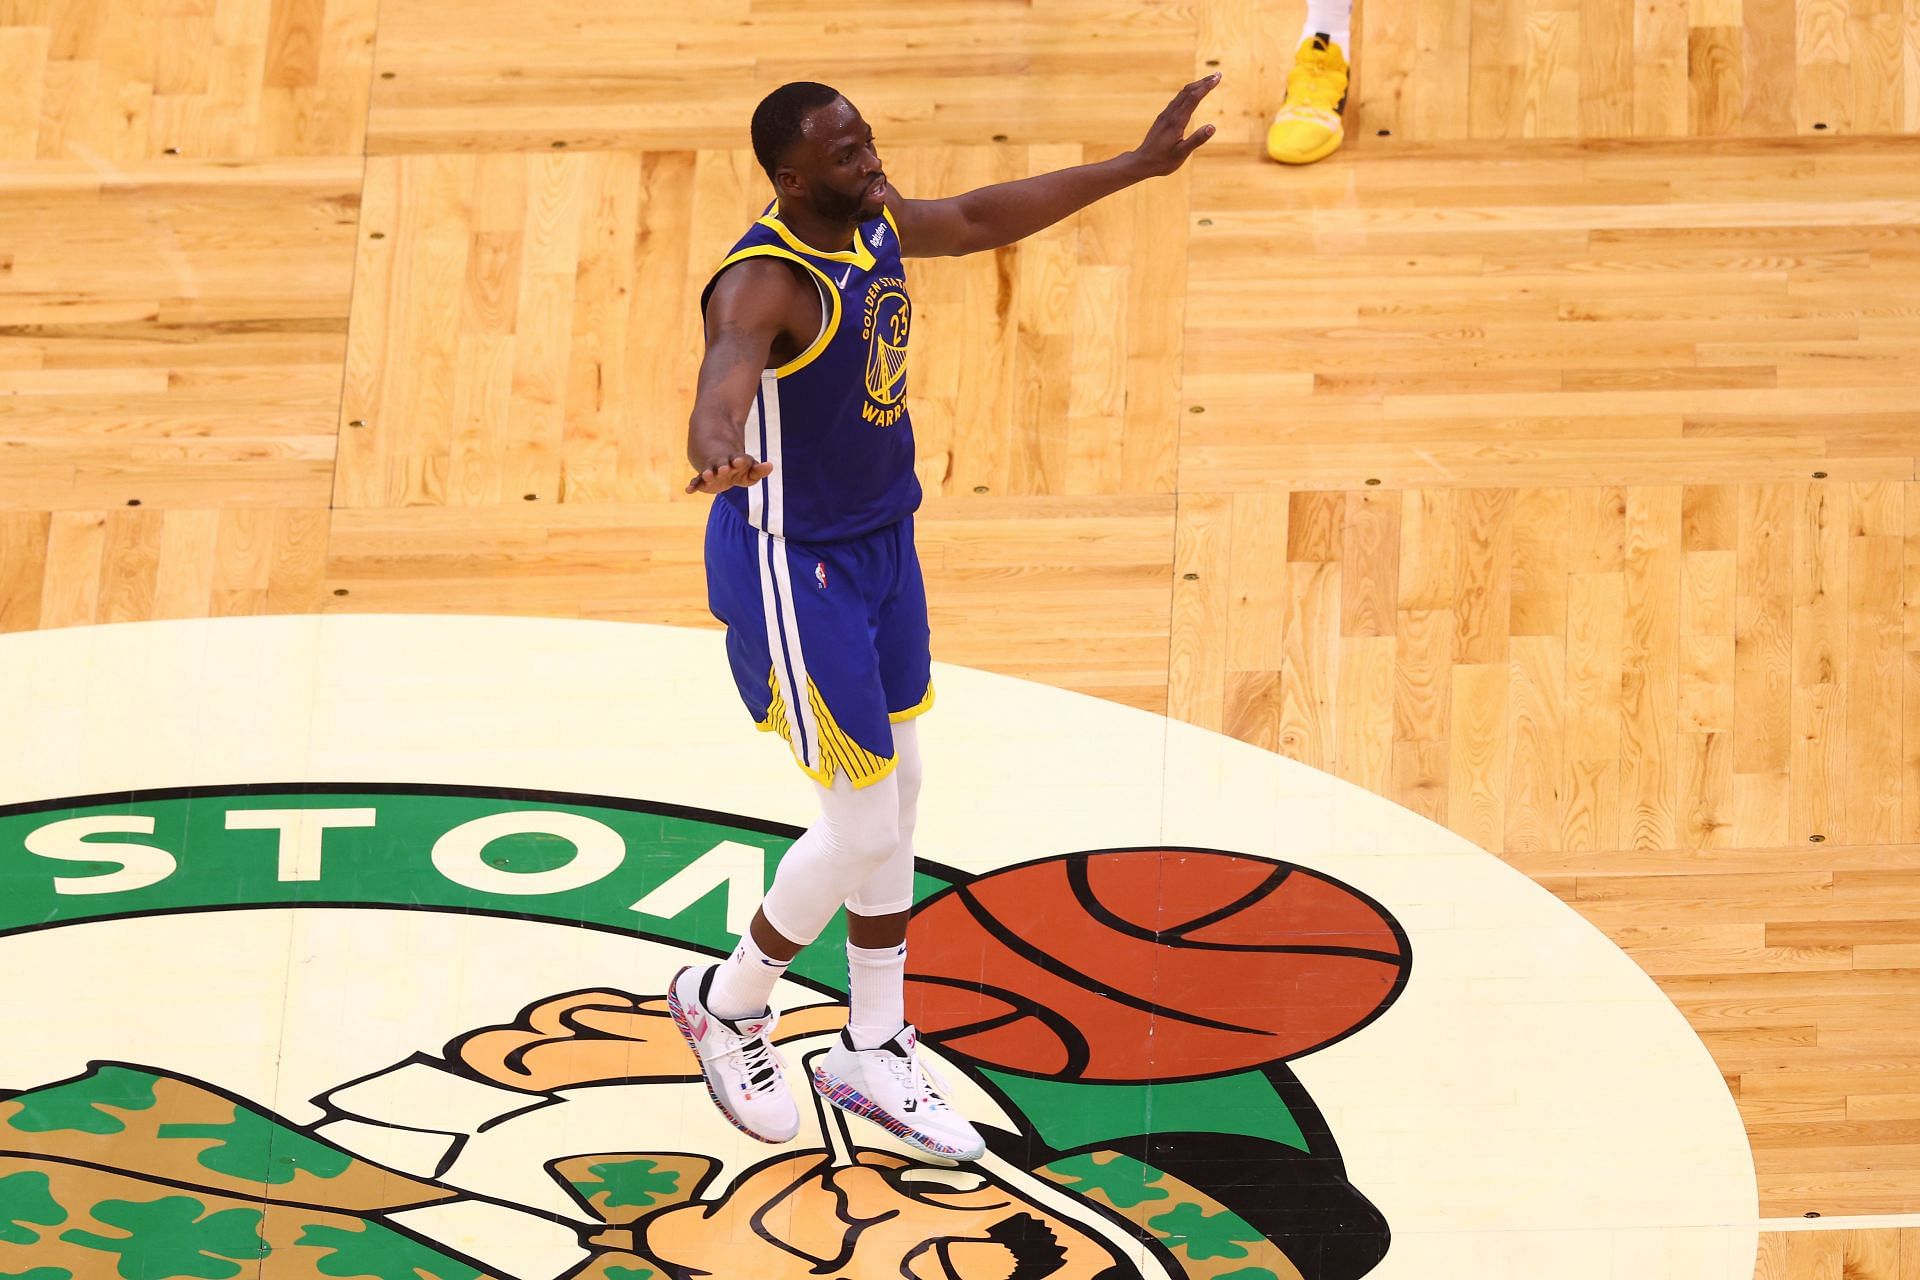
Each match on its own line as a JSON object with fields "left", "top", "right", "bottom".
{"left": 1148, "top": 1201, "right": 1267, "bottom": 1261}
{"left": 296, "top": 1221, "right": 483, "bottom": 1280}
{"left": 59, "top": 1196, "right": 265, "bottom": 1279}
{"left": 1043, "top": 1153, "right": 1171, "bottom": 1210}
{"left": 0, "top": 1171, "right": 67, "bottom": 1247}
{"left": 158, "top": 1106, "right": 352, "bottom": 1185}
{"left": 6, "top": 1069, "right": 157, "bottom": 1136}
{"left": 569, "top": 1159, "right": 682, "bottom": 1212}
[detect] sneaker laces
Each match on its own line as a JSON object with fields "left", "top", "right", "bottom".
{"left": 886, "top": 1050, "right": 950, "bottom": 1112}
{"left": 1284, "top": 39, "right": 1347, "bottom": 115}
{"left": 706, "top": 1019, "right": 783, "bottom": 1095}
{"left": 737, "top": 1034, "right": 782, "bottom": 1096}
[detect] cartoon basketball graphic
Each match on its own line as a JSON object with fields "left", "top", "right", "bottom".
{"left": 908, "top": 850, "right": 1409, "bottom": 1081}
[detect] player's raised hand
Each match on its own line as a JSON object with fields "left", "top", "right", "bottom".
{"left": 686, "top": 453, "right": 774, "bottom": 495}
{"left": 1130, "top": 73, "right": 1221, "bottom": 177}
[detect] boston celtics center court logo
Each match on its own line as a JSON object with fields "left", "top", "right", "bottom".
{"left": 0, "top": 615, "right": 1764, "bottom": 1280}
{"left": 0, "top": 784, "right": 1405, "bottom": 1280}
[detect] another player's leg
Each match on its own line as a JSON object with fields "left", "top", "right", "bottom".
{"left": 672, "top": 769, "right": 903, "bottom": 1143}
{"left": 813, "top": 719, "right": 986, "bottom": 1160}
{"left": 1268, "top": 0, "right": 1353, "bottom": 165}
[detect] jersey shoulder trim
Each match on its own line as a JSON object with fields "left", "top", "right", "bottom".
{"left": 755, "top": 209, "right": 879, "bottom": 271}
{"left": 708, "top": 245, "right": 842, "bottom": 379}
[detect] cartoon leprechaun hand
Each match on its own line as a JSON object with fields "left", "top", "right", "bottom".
{"left": 446, "top": 988, "right": 850, "bottom": 1091}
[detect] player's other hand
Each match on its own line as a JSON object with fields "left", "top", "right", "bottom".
{"left": 1130, "top": 73, "right": 1221, "bottom": 178}
{"left": 686, "top": 454, "right": 774, "bottom": 494}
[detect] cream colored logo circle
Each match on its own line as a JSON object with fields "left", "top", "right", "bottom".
{"left": 0, "top": 615, "right": 1758, "bottom": 1279}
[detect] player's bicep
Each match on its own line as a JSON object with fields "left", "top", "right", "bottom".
{"left": 885, "top": 194, "right": 982, "bottom": 259}
{"left": 692, "top": 326, "right": 774, "bottom": 423}
{"left": 694, "top": 264, "right": 792, "bottom": 418}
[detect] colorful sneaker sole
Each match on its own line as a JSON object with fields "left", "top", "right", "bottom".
{"left": 811, "top": 1065, "right": 984, "bottom": 1160}
{"left": 666, "top": 965, "right": 788, "bottom": 1145}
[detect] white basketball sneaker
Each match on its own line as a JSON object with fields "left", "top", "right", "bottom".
{"left": 811, "top": 1024, "right": 986, "bottom": 1161}
{"left": 667, "top": 965, "right": 800, "bottom": 1144}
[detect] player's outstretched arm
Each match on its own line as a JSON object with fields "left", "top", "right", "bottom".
{"left": 684, "top": 260, "right": 799, "bottom": 495}
{"left": 885, "top": 73, "right": 1220, "bottom": 259}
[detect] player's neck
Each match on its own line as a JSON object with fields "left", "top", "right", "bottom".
{"left": 773, "top": 201, "right": 860, "bottom": 254}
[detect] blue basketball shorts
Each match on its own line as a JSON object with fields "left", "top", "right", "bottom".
{"left": 705, "top": 498, "right": 934, "bottom": 789}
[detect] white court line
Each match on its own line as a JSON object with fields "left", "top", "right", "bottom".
{"left": 1758, "top": 1213, "right": 1920, "bottom": 1232}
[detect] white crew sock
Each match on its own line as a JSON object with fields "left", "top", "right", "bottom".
{"left": 846, "top": 941, "right": 908, "bottom": 1049}
{"left": 1301, "top": 0, "right": 1352, "bottom": 51}
{"left": 706, "top": 933, "right": 792, "bottom": 1022}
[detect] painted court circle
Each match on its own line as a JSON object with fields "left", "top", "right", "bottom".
{"left": 0, "top": 615, "right": 1756, "bottom": 1279}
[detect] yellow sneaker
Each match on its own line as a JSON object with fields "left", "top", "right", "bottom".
{"left": 1267, "top": 36, "right": 1349, "bottom": 165}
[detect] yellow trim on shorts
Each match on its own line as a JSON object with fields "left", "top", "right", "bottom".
{"left": 889, "top": 682, "right": 934, "bottom": 724}
{"left": 709, "top": 245, "right": 841, "bottom": 377}
{"left": 758, "top": 668, "right": 900, "bottom": 790}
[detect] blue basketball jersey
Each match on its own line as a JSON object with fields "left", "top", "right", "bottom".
{"left": 701, "top": 204, "right": 919, "bottom": 542}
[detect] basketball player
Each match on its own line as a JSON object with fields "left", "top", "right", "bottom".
{"left": 674, "top": 76, "right": 1220, "bottom": 1158}
{"left": 1268, "top": 0, "right": 1354, "bottom": 164}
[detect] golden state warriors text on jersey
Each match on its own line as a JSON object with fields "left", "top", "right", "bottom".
{"left": 701, "top": 205, "right": 921, "bottom": 543}
{"left": 860, "top": 274, "right": 910, "bottom": 424}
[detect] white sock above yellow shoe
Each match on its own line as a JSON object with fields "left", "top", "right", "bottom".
{"left": 1302, "top": 0, "right": 1351, "bottom": 51}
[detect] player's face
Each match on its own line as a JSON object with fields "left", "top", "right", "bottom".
{"left": 790, "top": 98, "right": 887, "bottom": 224}
{"left": 641, "top": 1149, "right": 1124, "bottom": 1279}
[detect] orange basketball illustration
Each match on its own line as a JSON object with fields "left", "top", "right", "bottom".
{"left": 906, "top": 849, "right": 1410, "bottom": 1082}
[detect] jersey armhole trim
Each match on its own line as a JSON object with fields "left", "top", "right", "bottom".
{"left": 709, "top": 246, "right": 841, "bottom": 378}
{"left": 880, "top": 203, "right": 901, "bottom": 251}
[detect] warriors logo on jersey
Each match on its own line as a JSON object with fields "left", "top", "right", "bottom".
{"left": 861, "top": 278, "right": 911, "bottom": 419}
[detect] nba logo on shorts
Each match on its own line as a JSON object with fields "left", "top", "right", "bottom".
{"left": 814, "top": 561, "right": 828, "bottom": 589}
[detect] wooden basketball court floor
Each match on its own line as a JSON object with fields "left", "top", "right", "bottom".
{"left": 1, "top": 0, "right": 1919, "bottom": 1275}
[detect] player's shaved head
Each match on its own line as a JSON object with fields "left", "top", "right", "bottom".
{"left": 751, "top": 80, "right": 845, "bottom": 178}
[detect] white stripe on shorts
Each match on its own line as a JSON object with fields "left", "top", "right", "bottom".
{"left": 744, "top": 385, "right": 764, "bottom": 531}
{"left": 746, "top": 373, "right": 816, "bottom": 769}
{"left": 759, "top": 369, "right": 784, "bottom": 538}
{"left": 766, "top": 529, "right": 821, "bottom": 769}
{"left": 753, "top": 531, "right": 803, "bottom": 769}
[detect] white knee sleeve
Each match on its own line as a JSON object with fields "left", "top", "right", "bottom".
{"left": 758, "top": 768, "right": 901, "bottom": 946}
{"left": 848, "top": 718, "right": 921, "bottom": 919}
